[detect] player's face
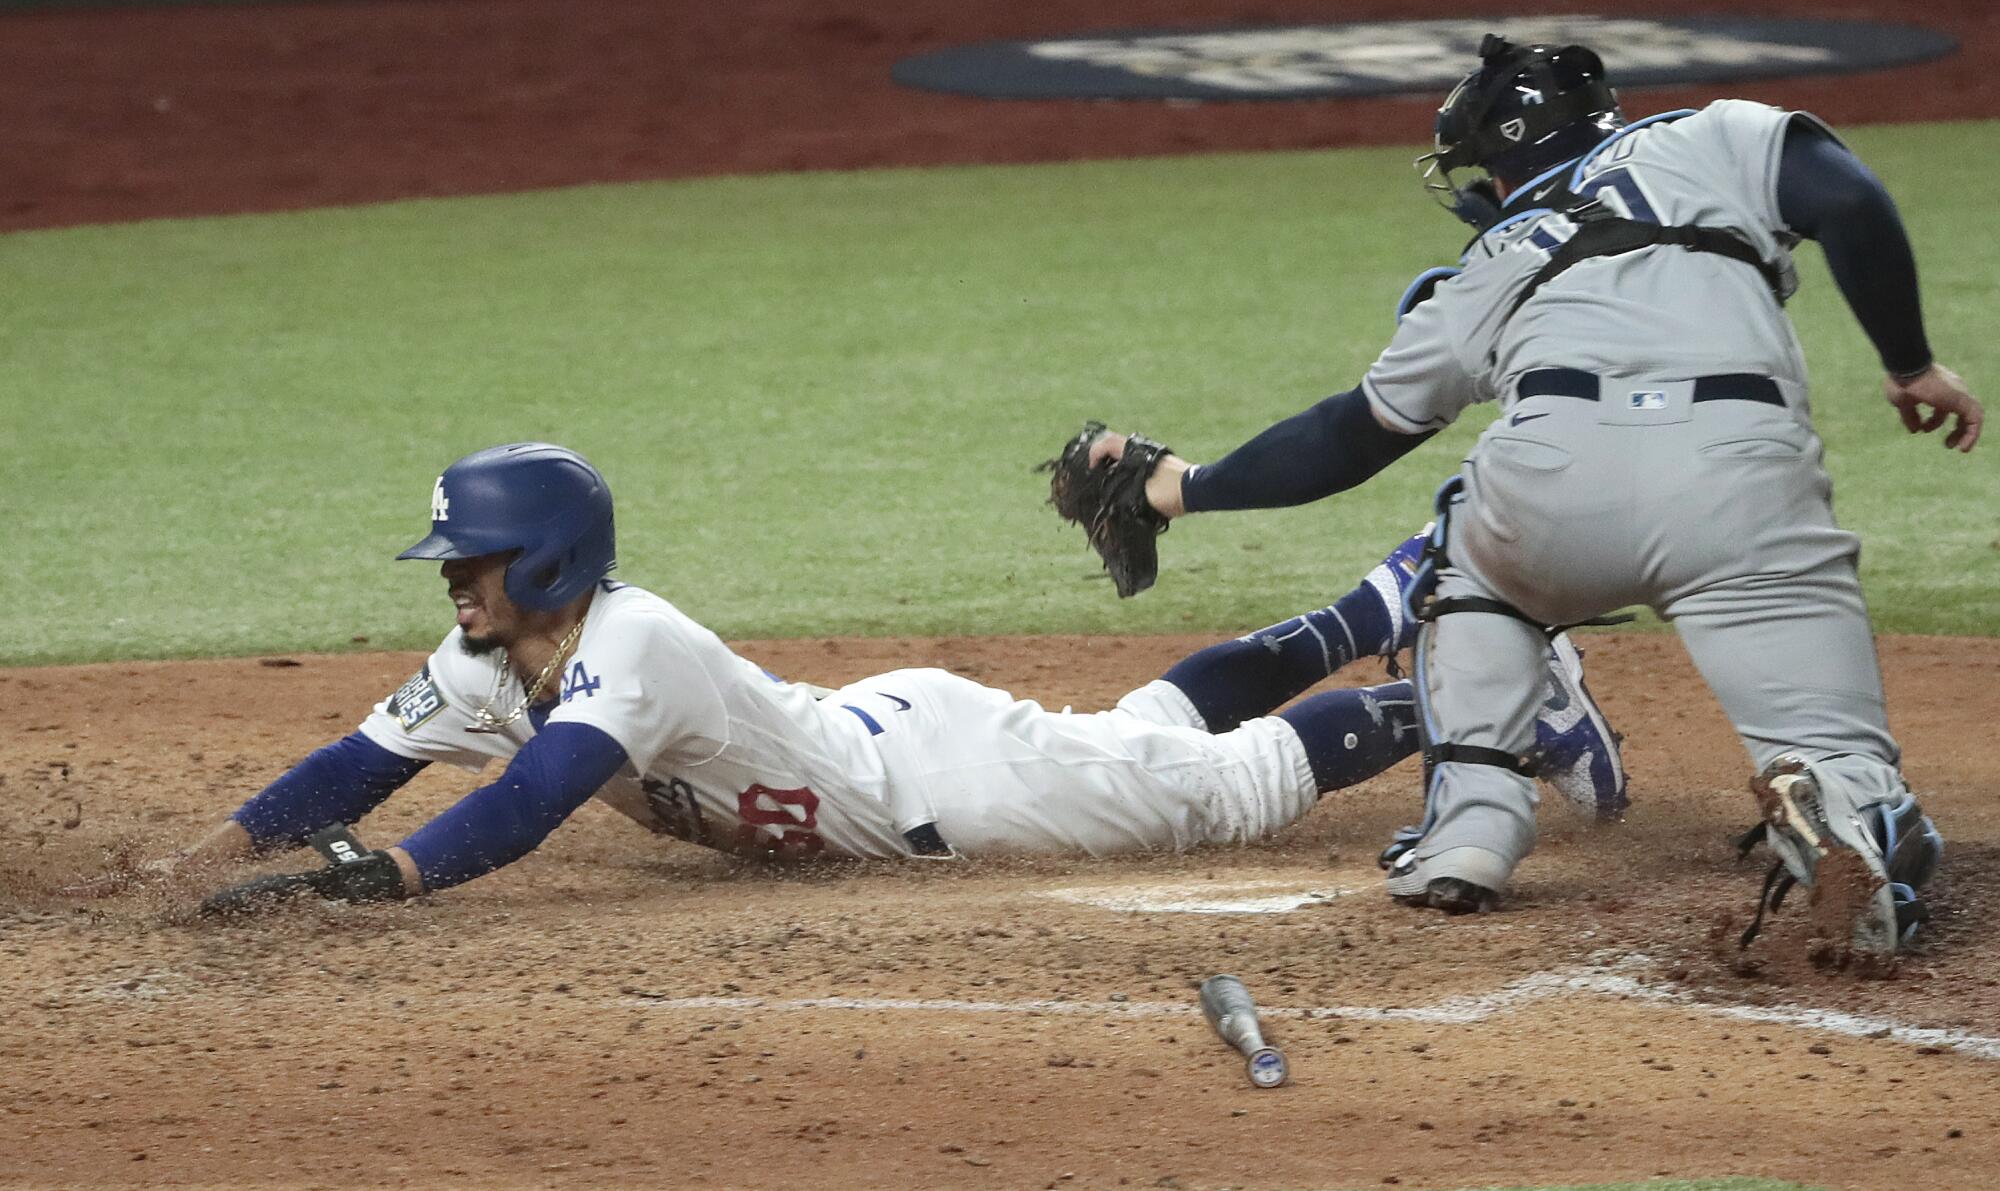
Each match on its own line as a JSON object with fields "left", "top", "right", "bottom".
{"left": 440, "top": 553, "right": 522, "bottom": 655}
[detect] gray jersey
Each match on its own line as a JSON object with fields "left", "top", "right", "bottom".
{"left": 1364, "top": 100, "right": 1825, "bottom": 432}
{"left": 1373, "top": 99, "right": 1919, "bottom": 954}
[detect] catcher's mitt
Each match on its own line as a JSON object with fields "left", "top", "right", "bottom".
{"left": 1041, "top": 421, "right": 1175, "bottom": 598}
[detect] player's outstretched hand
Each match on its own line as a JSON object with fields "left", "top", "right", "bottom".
{"left": 199, "top": 850, "right": 411, "bottom": 918}
{"left": 60, "top": 855, "right": 184, "bottom": 899}
{"left": 1885, "top": 363, "right": 1983, "bottom": 452}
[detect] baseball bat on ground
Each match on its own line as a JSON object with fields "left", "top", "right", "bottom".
{"left": 1198, "top": 974, "right": 1289, "bottom": 1088}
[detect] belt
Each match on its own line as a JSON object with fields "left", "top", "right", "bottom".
{"left": 1517, "top": 367, "right": 1784, "bottom": 407}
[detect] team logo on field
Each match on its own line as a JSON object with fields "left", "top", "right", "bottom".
{"left": 388, "top": 664, "right": 448, "bottom": 731}
{"left": 892, "top": 17, "right": 1956, "bottom": 101}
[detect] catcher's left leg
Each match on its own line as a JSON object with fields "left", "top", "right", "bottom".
{"left": 1381, "top": 568, "right": 1550, "bottom": 913}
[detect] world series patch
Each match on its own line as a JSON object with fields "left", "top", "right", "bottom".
{"left": 387, "top": 664, "right": 448, "bottom": 732}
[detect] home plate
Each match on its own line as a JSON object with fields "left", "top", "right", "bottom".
{"left": 1042, "top": 880, "right": 1349, "bottom": 914}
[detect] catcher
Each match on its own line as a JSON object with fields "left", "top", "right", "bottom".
{"left": 1042, "top": 35, "right": 1974, "bottom": 961}
{"left": 76, "top": 441, "right": 1621, "bottom": 913}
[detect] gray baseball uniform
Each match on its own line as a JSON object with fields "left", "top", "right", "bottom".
{"left": 1365, "top": 101, "right": 1905, "bottom": 879}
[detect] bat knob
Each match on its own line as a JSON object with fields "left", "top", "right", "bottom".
{"left": 1246, "top": 1046, "right": 1289, "bottom": 1089}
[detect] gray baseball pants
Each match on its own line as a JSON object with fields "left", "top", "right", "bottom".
{"left": 1409, "top": 375, "right": 1906, "bottom": 876}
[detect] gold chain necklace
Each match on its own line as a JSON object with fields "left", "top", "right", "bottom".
{"left": 465, "top": 617, "right": 587, "bottom": 735}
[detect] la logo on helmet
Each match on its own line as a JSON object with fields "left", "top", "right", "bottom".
{"left": 430, "top": 477, "right": 450, "bottom": 522}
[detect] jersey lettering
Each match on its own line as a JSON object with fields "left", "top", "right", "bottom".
{"left": 732, "top": 784, "right": 824, "bottom": 859}
{"left": 387, "top": 665, "right": 448, "bottom": 732}
{"left": 561, "top": 661, "right": 602, "bottom": 702}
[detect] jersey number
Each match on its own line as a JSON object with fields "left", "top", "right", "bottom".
{"left": 1527, "top": 166, "right": 1660, "bottom": 252}
{"left": 733, "top": 784, "right": 824, "bottom": 859}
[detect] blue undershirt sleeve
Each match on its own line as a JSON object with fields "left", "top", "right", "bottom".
{"left": 1180, "top": 387, "right": 1436, "bottom": 513}
{"left": 231, "top": 732, "right": 429, "bottom": 853}
{"left": 1775, "top": 119, "right": 1933, "bottom": 377}
{"left": 394, "top": 720, "right": 630, "bottom": 892}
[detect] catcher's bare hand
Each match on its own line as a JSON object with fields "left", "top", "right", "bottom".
{"left": 1885, "top": 363, "right": 1982, "bottom": 452}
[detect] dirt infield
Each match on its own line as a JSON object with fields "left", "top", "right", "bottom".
{"left": 8, "top": 1, "right": 2000, "bottom": 1187}
{"left": 5, "top": 634, "right": 2000, "bottom": 1189}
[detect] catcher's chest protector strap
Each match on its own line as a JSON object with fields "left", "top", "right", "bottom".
{"left": 1507, "top": 212, "right": 1784, "bottom": 319}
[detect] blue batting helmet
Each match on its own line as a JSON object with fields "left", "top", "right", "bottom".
{"left": 397, "top": 442, "right": 616, "bottom": 612}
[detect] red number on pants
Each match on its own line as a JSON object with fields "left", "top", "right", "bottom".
{"left": 732, "top": 784, "right": 824, "bottom": 859}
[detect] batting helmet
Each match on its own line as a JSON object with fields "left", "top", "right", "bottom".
{"left": 1418, "top": 34, "right": 1626, "bottom": 226}
{"left": 397, "top": 442, "right": 617, "bottom": 613}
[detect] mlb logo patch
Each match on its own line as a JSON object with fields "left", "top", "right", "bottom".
{"left": 1627, "top": 390, "right": 1668, "bottom": 410}
{"left": 388, "top": 664, "right": 448, "bottom": 732}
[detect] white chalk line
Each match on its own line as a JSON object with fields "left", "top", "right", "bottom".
{"left": 1039, "top": 881, "right": 1351, "bottom": 915}
{"left": 627, "top": 956, "right": 2000, "bottom": 1061}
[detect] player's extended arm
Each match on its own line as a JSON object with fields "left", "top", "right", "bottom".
{"left": 200, "top": 721, "right": 630, "bottom": 913}
{"left": 1777, "top": 121, "right": 1982, "bottom": 451}
{"left": 232, "top": 733, "right": 431, "bottom": 851}
{"left": 65, "top": 732, "right": 429, "bottom": 895}
{"left": 392, "top": 720, "right": 628, "bottom": 892}
{"left": 1094, "top": 388, "right": 1436, "bottom": 519}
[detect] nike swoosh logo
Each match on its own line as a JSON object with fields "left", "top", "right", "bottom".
{"left": 1511, "top": 411, "right": 1551, "bottom": 426}
{"left": 878, "top": 692, "right": 913, "bottom": 711}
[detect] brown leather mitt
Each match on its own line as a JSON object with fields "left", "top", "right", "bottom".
{"left": 1041, "top": 421, "right": 1175, "bottom": 598}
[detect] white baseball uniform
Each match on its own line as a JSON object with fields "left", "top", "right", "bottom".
{"left": 359, "top": 581, "right": 1317, "bottom": 859}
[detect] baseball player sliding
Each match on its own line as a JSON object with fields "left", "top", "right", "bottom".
{"left": 90, "top": 442, "right": 1621, "bottom": 910}
{"left": 1067, "top": 36, "right": 1980, "bottom": 960}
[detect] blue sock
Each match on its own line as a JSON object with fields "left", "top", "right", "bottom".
{"left": 1159, "top": 532, "right": 1422, "bottom": 732}
{"left": 1277, "top": 681, "right": 1420, "bottom": 793}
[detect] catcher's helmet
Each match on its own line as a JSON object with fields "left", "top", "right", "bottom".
{"left": 397, "top": 442, "right": 616, "bottom": 612}
{"left": 1419, "top": 34, "right": 1625, "bottom": 225}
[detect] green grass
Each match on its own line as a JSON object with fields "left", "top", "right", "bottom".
{"left": 2, "top": 122, "right": 1995, "bottom": 665}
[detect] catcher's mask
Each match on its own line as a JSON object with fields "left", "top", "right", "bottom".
{"left": 397, "top": 442, "right": 617, "bottom": 612}
{"left": 1417, "top": 33, "right": 1626, "bottom": 229}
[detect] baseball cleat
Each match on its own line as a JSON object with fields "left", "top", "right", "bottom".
{"left": 1741, "top": 756, "right": 1940, "bottom": 962}
{"left": 1533, "top": 634, "right": 1628, "bottom": 820}
{"left": 1384, "top": 845, "right": 1507, "bottom": 914}
{"left": 1370, "top": 526, "right": 1432, "bottom": 655}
